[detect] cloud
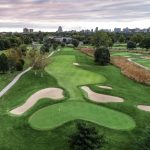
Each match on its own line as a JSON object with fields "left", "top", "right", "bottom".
{"left": 0, "top": 0, "right": 150, "bottom": 31}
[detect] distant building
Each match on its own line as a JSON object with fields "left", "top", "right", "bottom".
{"left": 57, "top": 26, "right": 63, "bottom": 33}
{"left": 23, "top": 28, "right": 34, "bottom": 34}
{"left": 29, "top": 29, "right": 34, "bottom": 33}
{"left": 114, "top": 28, "right": 121, "bottom": 33}
{"left": 95, "top": 27, "right": 98, "bottom": 32}
{"left": 23, "top": 28, "right": 29, "bottom": 33}
{"left": 123, "top": 27, "right": 130, "bottom": 34}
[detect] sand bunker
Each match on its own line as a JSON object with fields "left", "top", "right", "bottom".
{"left": 81, "top": 86, "right": 124, "bottom": 103}
{"left": 98, "top": 86, "right": 112, "bottom": 90}
{"left": 10, "top": 88, "right": 64, "bottom": 115}
{"left": 73, "top": 63, "right": 80, "bottom": 66}
{"left": 137, "top": 105, "right": 150, "bottom": 112}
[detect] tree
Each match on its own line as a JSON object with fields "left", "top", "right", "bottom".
{"left": 135, "top": 127, "right": 150, "bottom": 150}
{"left": 140, "top": 37, "right": 150, "bottom": 50}
{"left": 130, "top": 34, "right": 144, "bottom": 44}
{"left": 93, "top": 31, "right": 113, "bottom": 47}
{"left": 16, "top": 59, "right": 24, "bottom": 71}
{"left": 119, "top": 35, "right": 125, "bottom": 43}
{"left": 94, "top": 47, "right": 110, "bottom": 65}
{"left": 69, "top": 122, "right": 107, "bottom": 150}
{"left": 127, "top": 41, "right": 136, "bottom": 49}
{"left": 28, "top": 49, "right": 49, "bottom": 77}
{"left": 72, "top": 39, "right": 79, "bottom": 47}
{"left": 0, "top": 53, "right": 9, "bottom": 73}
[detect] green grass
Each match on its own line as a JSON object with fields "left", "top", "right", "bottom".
{"left": 0, "top": 47, "right": 150, "bottom": 150}
{"left": 45, "top": 48, "right": 106, "bottom": 101}
{"left": 29, "top": 102, "right": 135, "bottom": 130}
{"left": 111, "top": 51, "right": 150, "bottom": 69}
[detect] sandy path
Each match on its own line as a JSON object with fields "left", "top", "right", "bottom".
{"left": 0, "top": 67, "right": 32, "bottom": 98}
{"left": 137, "top": 105, "right": 150, "bottom": 112}
{"left": 81, "top": 86, "right": 124, "bottom": 103}
{"left": 10, "top": 88, "right": 64, "bottom": 115}
{"left": 98, "top": 86, "right": 112, "bottom": 90}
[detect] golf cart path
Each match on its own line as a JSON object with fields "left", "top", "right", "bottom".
{"left": 0, "top": 67, "right": 32, "bottom": 98}
{"left": 0, "top": 51, "right": 57, "bottom": 98}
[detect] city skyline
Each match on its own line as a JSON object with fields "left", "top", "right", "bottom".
{"left": 0, "top": 0, "right": 150, "bottom": 32}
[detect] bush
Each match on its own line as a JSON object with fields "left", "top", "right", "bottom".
{"left": 127, "top": 41, "right": 136, "bottom": 49}
{"left": 16, "top": 59, "right": 24, "bottom": 71}
{"left": 72, "top": 39, "right": 79, "bottom": 47}
{"left": 0, "top": 53, "right": 9, "bottom": 73}
{"left": 94, "top": 47, "right": 110, "bottom": 65}
{"left": 69, "top": 122, "right": 107, "bottom": 150}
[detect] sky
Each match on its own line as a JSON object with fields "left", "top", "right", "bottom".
{"left": 0, "top": 0, "right": 150, "bottom": 32}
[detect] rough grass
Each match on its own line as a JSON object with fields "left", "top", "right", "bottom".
{"left": 111, "top": 56, "right": 150, "bottom": 85}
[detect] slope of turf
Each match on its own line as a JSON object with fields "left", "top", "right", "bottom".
{"left": 29, "top": 102, "right": 135, "bottom": 130}
{"left": 45, "top": 48, "right": 106, "bottom": 101}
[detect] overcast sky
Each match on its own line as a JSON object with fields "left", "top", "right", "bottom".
{"left": 0, "top": 0, "right": 150, "bottom": 32}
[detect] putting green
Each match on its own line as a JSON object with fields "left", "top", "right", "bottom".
{"left": 29, "top": 102, "right": 136, "bottom": 130}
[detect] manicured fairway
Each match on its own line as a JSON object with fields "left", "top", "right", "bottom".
{"left": 45, "top": 48, "right": 106, "bottom": 100}
{"left": 29, "top": 102, "right": 135, "bottom": 130}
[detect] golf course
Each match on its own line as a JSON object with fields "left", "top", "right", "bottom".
{"left": 0, "top": 47, "right": 150, "bottom": 150}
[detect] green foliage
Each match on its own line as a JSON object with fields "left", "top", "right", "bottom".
{"left": 130, "top": 34, "right": 144, "bottom": 44}
{"left": 127, "top": 41, "right": 136, "bottom": 49}
{"left": 119, "top": 35, "right": 125, "bottom": 43}
{"left": 94, "top": 47, "right": 110, "bottom": 65}
{"left": 69, "top": 122, "right": 107, "bottom": 150}
{"left": 16, "top": 59, "right": 24, "bottom": 71}
{"left": 0, "top": 53, "right": 9, "bottom": 73}
{"left": 72, "top": 39, "right": 79, "bottom": 47}
{"left": 135, "top": 127, "right": 150, "bottom": 150}
{"left": 140, "top": 37, "right": 150, "bottom": 50}
{"left": 93, "top": 31, "right": 113, "bottom": 47}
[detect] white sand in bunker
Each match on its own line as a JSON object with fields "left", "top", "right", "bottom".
{"left": 10, "top": 88, "right": 64, "bottom": 115}
{"left": 73, "top": 63, "right": 80, "bottom": 66}
{"left": 98, "top": 86, "right": 112, "bottom": 90}
{"left": 81, "top": 86, "right": 124, "bottom": 103}
{"left": 137, "top": 105, "right": 150, "bottom": 112}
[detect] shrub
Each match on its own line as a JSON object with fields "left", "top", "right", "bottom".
{"left": 94, "top": 47, "right": 110, "bottom": 65}
{"left": 69, "top": 122, "right": 107, "bottom": 150}
{"left": 127, "top": 41, "right": 136, "bottom": 49}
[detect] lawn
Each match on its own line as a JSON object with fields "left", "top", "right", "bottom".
{"left": 0, "top": 47, "right": 150, "bottom": 150}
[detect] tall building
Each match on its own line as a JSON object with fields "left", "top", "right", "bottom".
{"left": 57, "top": 26, "right": 63, "bottom": 33}
{"left": 114, "top": 28, "right": 121, "bottom": 33}
{"left": 95, "top": 27, "right": 98, "bottom": 32}
{"left": 23, "top": 28, "right": 29, "bottom": 33}
{"left": 29, "top": 29, "right": 34, "bottom": 33}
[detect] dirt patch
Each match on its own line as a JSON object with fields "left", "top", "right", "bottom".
{"left": 98, "top": 86, "right": 112, "bottom": 90}
{"left": 137, "top": 105, "right": 150, "bottom": 112}
{"left": 10, "top": 88, "right": 64, "bottom": 115}
{"left": 81, "top": 86, "right": 124, "bottom": 103}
